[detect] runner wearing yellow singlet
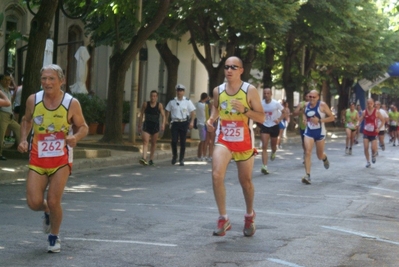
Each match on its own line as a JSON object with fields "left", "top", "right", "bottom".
{"left": 18, "top": 64, "right": 88, "bottom": 253}
{"left": 206, "top": 56, "right": 264, "bottom": 237}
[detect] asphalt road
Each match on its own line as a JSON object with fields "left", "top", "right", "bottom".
{"left": 1, "top": 133, "right": 399, "bottom": 267}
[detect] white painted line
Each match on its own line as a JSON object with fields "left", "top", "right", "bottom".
{"left": 65, "top": 237, "right": 177, "bottom": 247}
{"left": 321, "top": 226, "right": 399, "bottom": 246}
{"left": 363, "top": 186, "right": 399, "bottom": 193}
{"left": 267, "top": 258, "right": 305, "bottom": 267}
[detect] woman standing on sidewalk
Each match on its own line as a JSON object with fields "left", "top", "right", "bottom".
{"left": 138, "top": 90, "right": 165, "bottom": 166}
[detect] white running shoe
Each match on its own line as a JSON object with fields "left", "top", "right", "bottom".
{"left": 47, "top": 234, "right": 61, "bottom": 253}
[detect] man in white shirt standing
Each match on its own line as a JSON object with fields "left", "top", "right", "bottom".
{"left": 165, "top": 84, "right": 196, "bottom": 166}
{"left": 195, "top": 92, "right": 209, "bottom": 161}
{"left": 258, "top": 88, "right": 285, "bottom": 174}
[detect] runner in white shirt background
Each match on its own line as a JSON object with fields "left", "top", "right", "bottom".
{"left": 375, "top": 101, "right": 388, "bottom": 152}
{"left": 257, "top": 88, "right": 285, "bottom": 175}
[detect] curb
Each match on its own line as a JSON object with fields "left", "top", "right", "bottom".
{"left": 0, "top": 129, "right": 345, "bottom": 185}
{"left": 0, "top": 147, "right": 199, "bottom": 185}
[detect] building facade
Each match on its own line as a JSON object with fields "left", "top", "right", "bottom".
{"left": 0, "top": 1, "right": 212, "bottom": 107}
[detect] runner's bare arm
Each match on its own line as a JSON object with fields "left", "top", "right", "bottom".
{"left": 67, "top": 99, "right": 88, "bottom": 147}
{"left": 165, "top": 110, "right": 170, "bottom": 125}
{"left": 376, "top": 111, "right": 385, "bottom": 131}
{"left": 159, "top": 103, "right": 166, "bottom": 131}
{"left": 276, "top": 108, "right": 285, "bottom": 124}
{"left": 245, "top": 85, "right": 265, "bottom": 124}
{"left": 358, "top": 110, "right": 365, "bottom": 124}
{"left": 320, "top": 102, "right": 335, "bottom": 123}
{"left": 207, "top": 87, "right": 220, "bottom": 132}
{"left": 0, "top": 90, "right": 11, "bottom": 107}
{"left": 293, "top": 103, "right": 302, "bottom": 116}
{"left": 18, "top": 94, "right": 35, "bottom": 153}
{"left": 138, "top": 101, "right": 147, "bottom": 132}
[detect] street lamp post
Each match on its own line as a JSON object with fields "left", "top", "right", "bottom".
{"left": 26, "top": 0, "right": 91, "bottom": 64}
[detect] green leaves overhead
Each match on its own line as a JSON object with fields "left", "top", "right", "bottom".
{"left": 84, "top": 0, "right": 143, "bottom": 46}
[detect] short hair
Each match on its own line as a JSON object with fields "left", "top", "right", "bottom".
{"left": 150, "top": 90, "right": 158, "bottom": 95}
{"left": 227, "top": 56, "right": 243, "bottom": 67}
{"left": 40, "top": 64, "right": 65, "bottom": 80}
{"left": 0, "top": 73, "right": 10, "bottom": 81}
{"left": 200, "top": 92, "right": 208, "bottom": 100}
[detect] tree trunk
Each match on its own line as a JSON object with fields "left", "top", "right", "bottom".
{"left": 100, "top": 0, "right": 170, "bottom": 144}
{"left": 335, "top": 77, "right": 352, "bottom": 122}
{"left": 155, "top": 41, "right": 179, "bottom": 104}
{"left": 241, "top": 45, "right": 256, "bottom": 82}
{"left": 282, "top": 35, "right": 297, "bottom": 132}
{"left": 186, "top": 22, "right": 238, "bottom": 95}
{"left": 20, "top": 0, "right": 58, "bottom": 120}
{"left": 101, "top": 53, "right": 126, "bottom": 143}
{"left": 208, "top": 67, "right": 225, "bottom": 96}
{"left": 155, "top": 41, "right": 179, "bottom": 139}
{"left": 262, "top": 45, "right": 275, "bottom": 88}
{"left": 321, "top": 80, "right": 331, "bottom": 105}
{"left": 321, "top": 80, "right": 336, "bottom": 127}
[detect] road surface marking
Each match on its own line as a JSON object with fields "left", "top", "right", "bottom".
{"left": 65, "top": 237, "right": 177, "bottom": 247}
{"left": 321, "top": 226, "right": 399, "bottom": 246}
{"left": 267, "top": 258, "right": 305, "bottom": 267}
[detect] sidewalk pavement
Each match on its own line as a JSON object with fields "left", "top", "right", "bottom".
{"left": 0, "top": 127, "right": 345, "bottom": 184}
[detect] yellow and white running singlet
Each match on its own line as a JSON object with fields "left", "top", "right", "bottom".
{"left": 215, "top": 82, "right": 256, "bottom": 161}
{"left": 29, "top": 91, "right": 73, "bottom": 176}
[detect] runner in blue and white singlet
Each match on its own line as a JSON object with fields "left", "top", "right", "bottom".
{"left": 304, "top": 100, "right": 326, "bottom": 141}
{"left": 301, "top": 90, "right": 335, "bottom": 185}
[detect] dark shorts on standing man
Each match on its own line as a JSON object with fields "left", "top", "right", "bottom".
{"left": 258, "top": 124, "right": 279, "bottom": 138}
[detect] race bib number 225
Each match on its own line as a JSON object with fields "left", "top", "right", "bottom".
{"left": 221, "top": 120, "right": 244, "bottom": 142}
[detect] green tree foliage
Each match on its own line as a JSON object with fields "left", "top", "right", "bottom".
{"left": 184, "top": 0, "right": 299, "bottom": 93}
{"left": 259, "top": 0, "right": 399, "bottom": 117}
{"left": 84, "top": 0, "right": 170, "bottom": 143}
{"left": 150, "top": 0, "right": 189, "bottom": 104}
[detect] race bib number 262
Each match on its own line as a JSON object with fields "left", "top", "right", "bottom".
{"left": 38, "top": 132, "right": 65, "bottom": 158}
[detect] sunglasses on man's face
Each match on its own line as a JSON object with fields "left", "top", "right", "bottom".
{"left": 224, "top": 65, "right": 241, "bottom": 70}
{"left": 308, "top": 96, "right": 317, "bottom": 99}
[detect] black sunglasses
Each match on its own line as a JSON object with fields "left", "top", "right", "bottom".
{"left": 308, "top": 96, "right": 317, "bottom": 99}
{"left": 224, "top": 65, "right": 241, "bottom": 70}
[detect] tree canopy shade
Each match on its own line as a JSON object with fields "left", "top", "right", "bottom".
{"left": 250, "top": 0, "right": 399, "bottom": 119}
{"left": 84, "top": 0, "right": 171, "bottom": 143}
{"left": 184, "top": 0, "right": 299, "bottom": 93}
